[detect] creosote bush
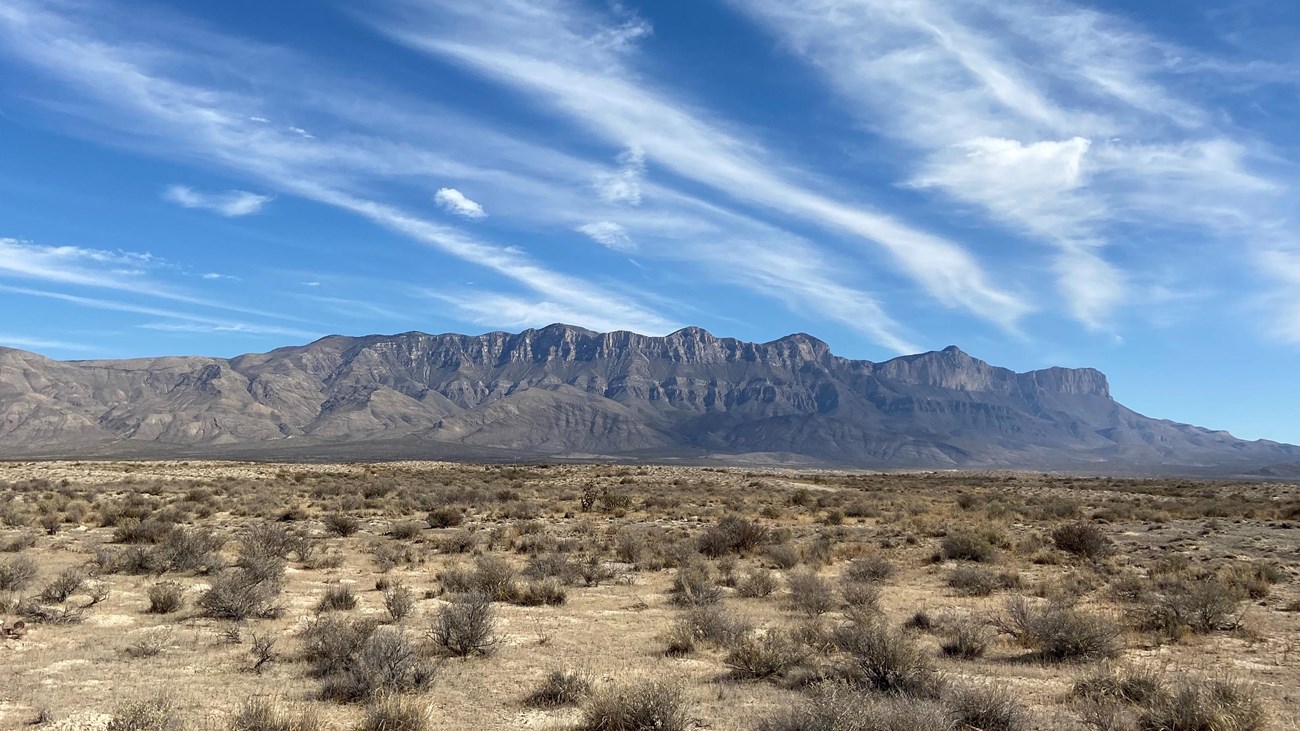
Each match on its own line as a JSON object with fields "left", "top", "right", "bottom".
{"left": 0, "top": 554, "right": 38, "bottom": 591}
{"left": 1052, "top": 523, "right": 1113, "bottom": 560}
{"left": 431, "top": 592, "right": 498, "bottom": 657}
{"left": 831, "top": 620, "right": 942, "bottom": 698}
{"left": 999, "top": 597, "right": 1118, "bottom": 662}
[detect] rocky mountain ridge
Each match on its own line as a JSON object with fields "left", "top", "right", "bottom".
{"left": 1, "top": 324, "right": 1293, "bottom": 472}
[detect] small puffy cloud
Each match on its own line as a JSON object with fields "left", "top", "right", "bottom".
{"left": 577, "top": 221, "right": 635, "bottom": 252}
{"left": 595, "top": 146, "right": 646, "bottom": 205}
{"left": 200, "top": 272, "right": 239, "bottom": 281}
{"left": 164, "top": 185, "right": 272, "bottom": 217}
{"left": 434, "top": 188, "right": 487, "bottom": 219}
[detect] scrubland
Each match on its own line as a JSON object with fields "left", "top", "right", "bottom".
{"left": 1, "top": 460, "right": 1297, "bottom": 731}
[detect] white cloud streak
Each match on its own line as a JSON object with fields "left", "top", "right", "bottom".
{"left": 726, "top": 0, "right": 1297, "bottom": 332}
{"left": 433, "top": 187, "right": 487, "bottom": 219}
{"left": 0, "top": 0, "right": 678, "bottom": 337}
{"left": 378, "top": 0, "right": 1030, "bottom": 331}
{"left": 164, "top": 184, "right": 272, "bottom": 216}
{"left": 576, "top": 221, "right": 634, "bottom": 252}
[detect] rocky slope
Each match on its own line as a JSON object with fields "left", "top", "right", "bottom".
{"left": 1, "top": 324, "right": 1295, "bottom": 472}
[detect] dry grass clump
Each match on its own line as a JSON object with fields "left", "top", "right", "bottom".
{"left": 106, "top": 696, "right": 183, "bottom": 731}
{"left": 723, "top": 628, "right": 809, "bottom": 679}
{"left": 756, "top": 684, "right": 954, "bottom": 731}
{"left": 577, "top": 679, "right": 697, "bottom": 731}
{"left": 323, "top": 513, "right": 360, "bottom": 537}
{"left": 358, "top": 694, "right": 432, "bottom": 731}
{"left": 1074, "top": 666, "right": 1265, "bottom": 731}
{"left": 525, "top": 668, "right": 594, "bottom": 707}
{"left": 147, "top": 581, "right": 185, "bottom": 614}
{"left": 939, "top": 526, "right": 1002, "bottom": 563}
{"left": 229, "top": 697, "right": 322, "bottom": 731}
{"left": 946, "top": 683, "right": 1030, "bottom": 731}
{"left": 317, "top": 584, "right": 359, "bottom": 612}
{"left": 842, "top": 555, "right": 896, "bottom": 583}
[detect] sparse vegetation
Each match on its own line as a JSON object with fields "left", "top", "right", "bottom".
{"left": 0, "top": 461, "right": 1295, "bottom": 730}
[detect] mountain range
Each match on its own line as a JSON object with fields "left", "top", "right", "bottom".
{"left": 2, "top": 324, "right": 1295, "bottom": 474}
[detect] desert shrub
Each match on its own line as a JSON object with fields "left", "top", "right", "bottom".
{"left": 389, "top": 521, "right": 424, "bottom": 540}
{"left": 670, "top": 559, "right": 721, "bottom": 606}
{"left": 940, "top": 529, "right": 998, "bottom": 563}
{"left": 787, "top": 570, "right": 837, "bottom": 617}
{"left": 39, "top": 567, "right": 86, "bottom": 603}
{"left": 383, "top": 581, "right": 416, "bottom": 622}
{"left": 832, "top": 621, "right": 942, "bottom": 697}
{"left": 1138, "top": 678, "right": 1265, "bottom": 731}
{"left": 514, "top": 577, "right": 568, "bottom": 606}
{"left": 0, "top": 554, "right": 37, "bottom": 591}
{"left": 723, "top": 629, "right": 808, "bottom": 679}
{"left": 1108, "top": 574, "right": 1152, "bottom": 605}
{"left": 435, "top": 529, "right": 477, "bottom": 554}
{"left": 577, "top": 679, "right": 696, "bottom": 731}
{"left": 358, "top": 695, "right": 430, "bottom": 731}
{"left": 317, "top": 584, "right": 358, "bottom": 612}
{"left": 106, "top": 696, "right": 183, "bottom": 731}
{"left": 766, "top": 543, "right": 801, "bottom": 570}
{"left": 842, "top": 555, "right": 896, "bottom": 583}
{"left": 939, "top": 616, "right": 991, "bottom": 659}
{"left": 999, "top": 597, "right": 1118, "bottom": 661}
{"left": 840, "top": 580, "right": 880, "bottom": 613}
{"left": 948, "top": 565, "right": 1019, "bottom": 597}
{"left": 301, "top": 616, "right": 381, "bottom": 678}
{"left": 1052, "top": 523, "right": 1113, "bottom": 560}
{"left": 431, "top": 592, "right": 498, "bottom": 657}
{"left": 228, "top": 697, "right": 321, "bottom": 731}
{"left": 147, "top": 581, "right": 185, "bottom": 614}
{"left": 756, "top": 686, "right": 954, "bottom": 731}
{"left": 1141, "top": 575, "right": 1245, "bottom": 636}
{"left": 947, "top": 683, "right": 1030, "bottom": 731}
{"left": 668, "top": 605, "right": 753, "bottom": 653}
{"left": 2, "top": 531, "right": 38, "bottom": 552}
{"left": 199, "top": 563, "right": 284, "bottom": 620}
{"left": 318, "top": 628, "right": 437, "bottom": 702}
{"left": 113, "top": 519, "right": 175, "bottom": 545}
{"left": 470, "top": 555, "right": 519, "bottom": 602}
{"left": 436, "top": 565, "right": 477, "bottom": 594}
{"left": 157, "top": 527, "right": 226, "bottom": 573}
{"left": 904, "top": 610, "right": 934, "bottom": 632}
{"left": 525, "top": 552, "right": 579, "bottom": 584}
{"left": 698, "top": 515, "right": 770, "bottom": 557}
{"left": 526, "top": 668, "right": 593, "bottom": 708}
{"left": 323, "top": 514, "right": 361, "bottom": 537}
{"left": 426, "top": 506, "right": 464, "bottom": 529}
{"left": 736, "top": 568, "right": 779, "bottom": 598}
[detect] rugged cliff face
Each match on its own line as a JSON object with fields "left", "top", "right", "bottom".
{"left": 0, "top": 324, "right": 1294, "bottom": 471}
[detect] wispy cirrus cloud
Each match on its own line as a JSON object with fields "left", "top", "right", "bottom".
{"left": 433, "top": 187, "right": 487, "bottom": 219}
{"left": 376, "top": 0, "right": 1031, "bottom": 332}
{"left": 164, "top": 185, "right": 272, "bottom": 216}
{"left": 0, "top": 0, "right": 678, "bottom": 337}
{"left": 725, "top": 0, "right": 1298, "bottom": 332}
{"left": 576, "top": 221, "right": 634, "bottom": 252}
{"left": 595, "top": 146, "right": 645, "bottom": 205}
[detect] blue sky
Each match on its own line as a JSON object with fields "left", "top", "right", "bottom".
{"left": 1, "top": 0, "right": 1299, "bottom": 444}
